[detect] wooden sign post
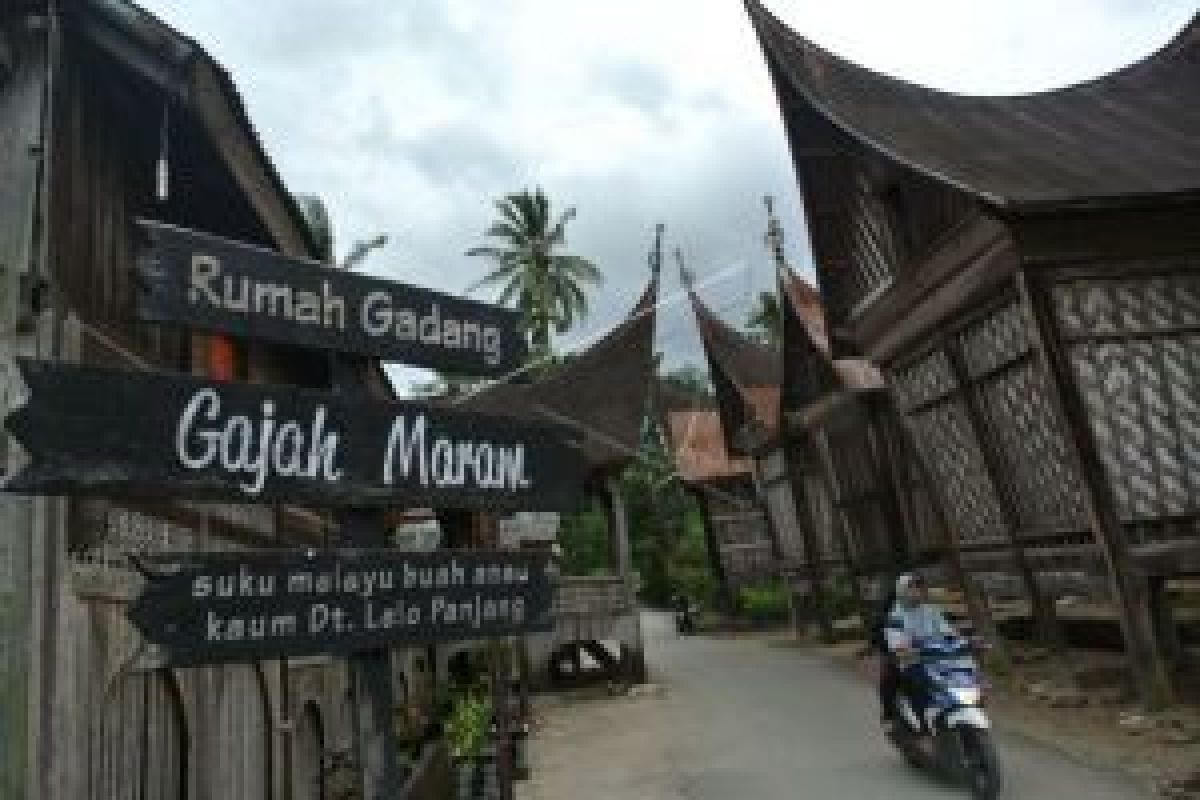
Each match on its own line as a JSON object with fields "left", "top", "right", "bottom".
{"left": 4, "top": 359, "right": 585, "bottom": 511}
{"left": 135, "top": 220, "right": 527, "bottom": 375}
{"left": 125, "top": 549, "right": 555, "bottom": 664}
{"left": 1, "top": 220, "right": 574, "bottom": 800}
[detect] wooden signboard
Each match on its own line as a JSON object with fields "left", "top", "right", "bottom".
{"left": 3, "top": 359, "right": 585, "bottom": 511}
{"left": 135, "top": 219, "right": 527, "bottom": 376}
{"left": 127, "top": 549, "right": 555, "bottom": 665}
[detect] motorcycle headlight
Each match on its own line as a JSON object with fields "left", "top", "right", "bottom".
{"left": 951, "top": 687, "right": 981, "bottom": 706}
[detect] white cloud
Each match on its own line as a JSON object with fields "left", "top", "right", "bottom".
{"left": 139, "top": 0, "right": 1197, "bottom": 386}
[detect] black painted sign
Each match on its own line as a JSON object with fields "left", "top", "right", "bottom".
{"left": 135, "top": 219, "right": 527, "bottom": 376}
{"left": 3, "top": 359, "right": 585, "bottom": 511}
{"left": 127, "top": 549, "right": 555, "bottom": 665}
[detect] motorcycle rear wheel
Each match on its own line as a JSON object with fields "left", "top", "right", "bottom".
{"left": 957, "top": 727, "right": 1002, "bottom": 800}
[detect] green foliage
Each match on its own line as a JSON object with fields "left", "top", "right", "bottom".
{"left": 466, "top": 187, "right": 602, "bottom": 355}
{"left": 553, "top": 413, "right": 720, "bottom": 608}
{"left": 823, "top": 575, "right": 861, "bottom": 620}
{"left": 739, "top": 579, "right": 792, "bottom": 622}
{"left": 557, "top": 501, "right": 611, "bottom": 576}
{"left": 746, "top": 290, "right": 782, "bottom": 348}
{"left": 659, "top": 364, "right": 713, "bottom": 404}
{"left": 666, "top": 507, "right": 717, "bottom": 607}
{"left": 444, "top": 689, "right": 492, "bottom": 760}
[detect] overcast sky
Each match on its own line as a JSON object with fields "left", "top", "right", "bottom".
{"left": 141, "top": 0, "right": 1197, "bottom": 390}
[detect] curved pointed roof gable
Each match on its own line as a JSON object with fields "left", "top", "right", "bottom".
{"left": 681, "top": 270, "right": 781, "bottom": 453}
{"left": 747, "top": 0, "right": 1200, "bottom": 211}
{"left": 461, "top": 265, "right": 659, "bottom": 477}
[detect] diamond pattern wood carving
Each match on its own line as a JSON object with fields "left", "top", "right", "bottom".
{"left": 1055, "top": 274, "right": 1200, "bottom": 527}
{"left": 904, "top": 395, "right": 1008, "bottom": 546}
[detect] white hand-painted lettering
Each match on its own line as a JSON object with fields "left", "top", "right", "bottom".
{"left": 175, "top": 389, "right": 344, "bottom": 494}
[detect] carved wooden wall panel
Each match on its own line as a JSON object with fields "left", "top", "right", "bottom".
{"left": 892, "top": 374, "right": 1008, "bottom": 548}
{"left": 960, "top": 303, "right": 1088, "bottom": 535}
{"left": 892, "top": 299, "right": 1094, "bottom": 559}
{"left": 1054, "top": 273, "right": 1200, "bottom": 540}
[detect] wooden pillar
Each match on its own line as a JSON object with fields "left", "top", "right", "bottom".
{"left": 942, "top": 344, "right": 1065, "bottom": 654}
{"left": 605, "top": 476, "right": 632, "bottom": 582}
{"left": 785, "top": 443, "right": 835, "bottom": 643}
{"left": 814, "top": 434, "right": 867, "bottom": 627}
{"left": 865, "top": 395, "right": 917, "bottom": 571}
{"left": 1149, "top": 577, "right": 1185, "bottom": 665}
{"left": 695, "top": 490, "right": 734, "bottom": 613}
{"left": 1017, "top": 270, "right": 1173, "bottom": 708}
{"left": 331, "top": 357, "right": 403, "bottom": 799}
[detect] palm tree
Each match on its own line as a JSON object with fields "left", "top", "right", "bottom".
{"left": 466, "top": 187, "right": 602, "bottom": 355}
{"left": 746, "top": 290, "right": 782, "bottom": 348}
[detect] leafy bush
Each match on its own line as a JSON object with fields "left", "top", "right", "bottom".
{"left": 739, "top": 580, "right": 791, "bottom": 622}
{"left": 444, "top": 690, "right": 492, "bottom": 761}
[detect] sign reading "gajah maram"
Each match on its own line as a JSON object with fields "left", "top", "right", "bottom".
{"left": 135, "top": 219, "right": 527, "bottom": 377}
{"left": 2, "top": 359, "right": 586, "bottom": 511}
{"left": 127, "top": 549, "right": 556, "bottom": 665}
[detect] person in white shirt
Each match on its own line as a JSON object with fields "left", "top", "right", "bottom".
{"left": 880, "top": 572, "right": 956, "bottom": 723}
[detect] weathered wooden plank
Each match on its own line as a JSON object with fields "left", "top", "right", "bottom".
{"left": 135, "top": 220, "right": 527, "bottom": 375}
{"left": 128, "top": 549, "right": 556, "bottom": 665}
{"left": 4, "top": 359, "right": 586, "bottom": 511}
{"left": 0, "top": 22, "right": 47, "bottom": 800}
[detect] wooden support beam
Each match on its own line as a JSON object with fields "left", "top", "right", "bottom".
{"left": 942, "top": 342, "right": 1066, "bottom": 654}
{"left": 862, "top": 394, "right": 913, "bottom": 571}
{"left": 814, "top": 434, "right": 868, "bottom": 624}
{"left": 785, "top": 451, "right": 835, "bottom": 643}
{"left": 1017, "top": 269, "right": 1173, "bottom": 708}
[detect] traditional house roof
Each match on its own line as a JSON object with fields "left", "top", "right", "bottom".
{"left": 746, "top": 0, "right": 1200, "bottom": 213}
{"left": 462, "top": 269, "right": 659, "bottom": 478}
{"left": 74, "top": 0, "right": 322, "bottom": 257}
{"left": 682, "top": 269, "right": 781, "bottom": 454}
{"left": 777, "top": 264, "right": 883, "bottom": 407}
{"left": 665, "top": 410, "right": 753, "bottom": 485}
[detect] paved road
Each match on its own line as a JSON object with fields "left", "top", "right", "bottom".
{"left": 522, "top": 612, "right": 1151, "bottom": 800}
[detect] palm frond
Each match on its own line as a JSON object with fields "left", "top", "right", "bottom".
{"left": 554, "top": 254, "right": 603, "bottom": 285}
{"left": 547, "top": 206, "right": 577, "bottom": 245}
{"left": 484, "top": 222, "right": 528, "bottom": 244}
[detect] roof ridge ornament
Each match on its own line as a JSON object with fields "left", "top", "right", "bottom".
{"left": 763, "top": 195, "right": 790, "bottom": 278}
{"left": 648, "top": 223, "right": 665, "bottom": 280}
{"left": 675, "top": 248, "right": 695, "bottom": 290}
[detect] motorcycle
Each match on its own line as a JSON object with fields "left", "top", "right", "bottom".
{"left": 884, "top": 634, "right": 1002, "bottom": 800}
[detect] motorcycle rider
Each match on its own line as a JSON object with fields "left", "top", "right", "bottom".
{"left": 881, "top": 573, "right": 956, "bottom": 725}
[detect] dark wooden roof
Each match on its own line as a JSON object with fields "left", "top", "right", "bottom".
{"left": 462, "top": 276, "right": 659, "bottom": 476}
{"left": 76, "top": 0, "right": 321, "bottom": 257}
{"left": 777, "top": 265, "right": 883, "bottom": 411}
{"left": 684, "top": 282, "right": 781, "bottom": 454}
{"left": 747, "top": 0, "right": 1200, "bottom": 212}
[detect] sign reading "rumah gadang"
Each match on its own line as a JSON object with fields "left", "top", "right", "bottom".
{"left": 127, "top": 549, "right": 555, "bottom": 665}
{"left": 3, "top": 359, "right": 585, "bottom": 511}
{"left": 135, "top": 220, "right": 527, "bottom": 377}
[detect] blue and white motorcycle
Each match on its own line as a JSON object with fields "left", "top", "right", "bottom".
{"left": 884, "top": 634, "right": 1003, "bottom": 799}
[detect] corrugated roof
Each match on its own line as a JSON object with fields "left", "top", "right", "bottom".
{"left": 747, "top": 0, "right": 1200, "bottom": 212}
